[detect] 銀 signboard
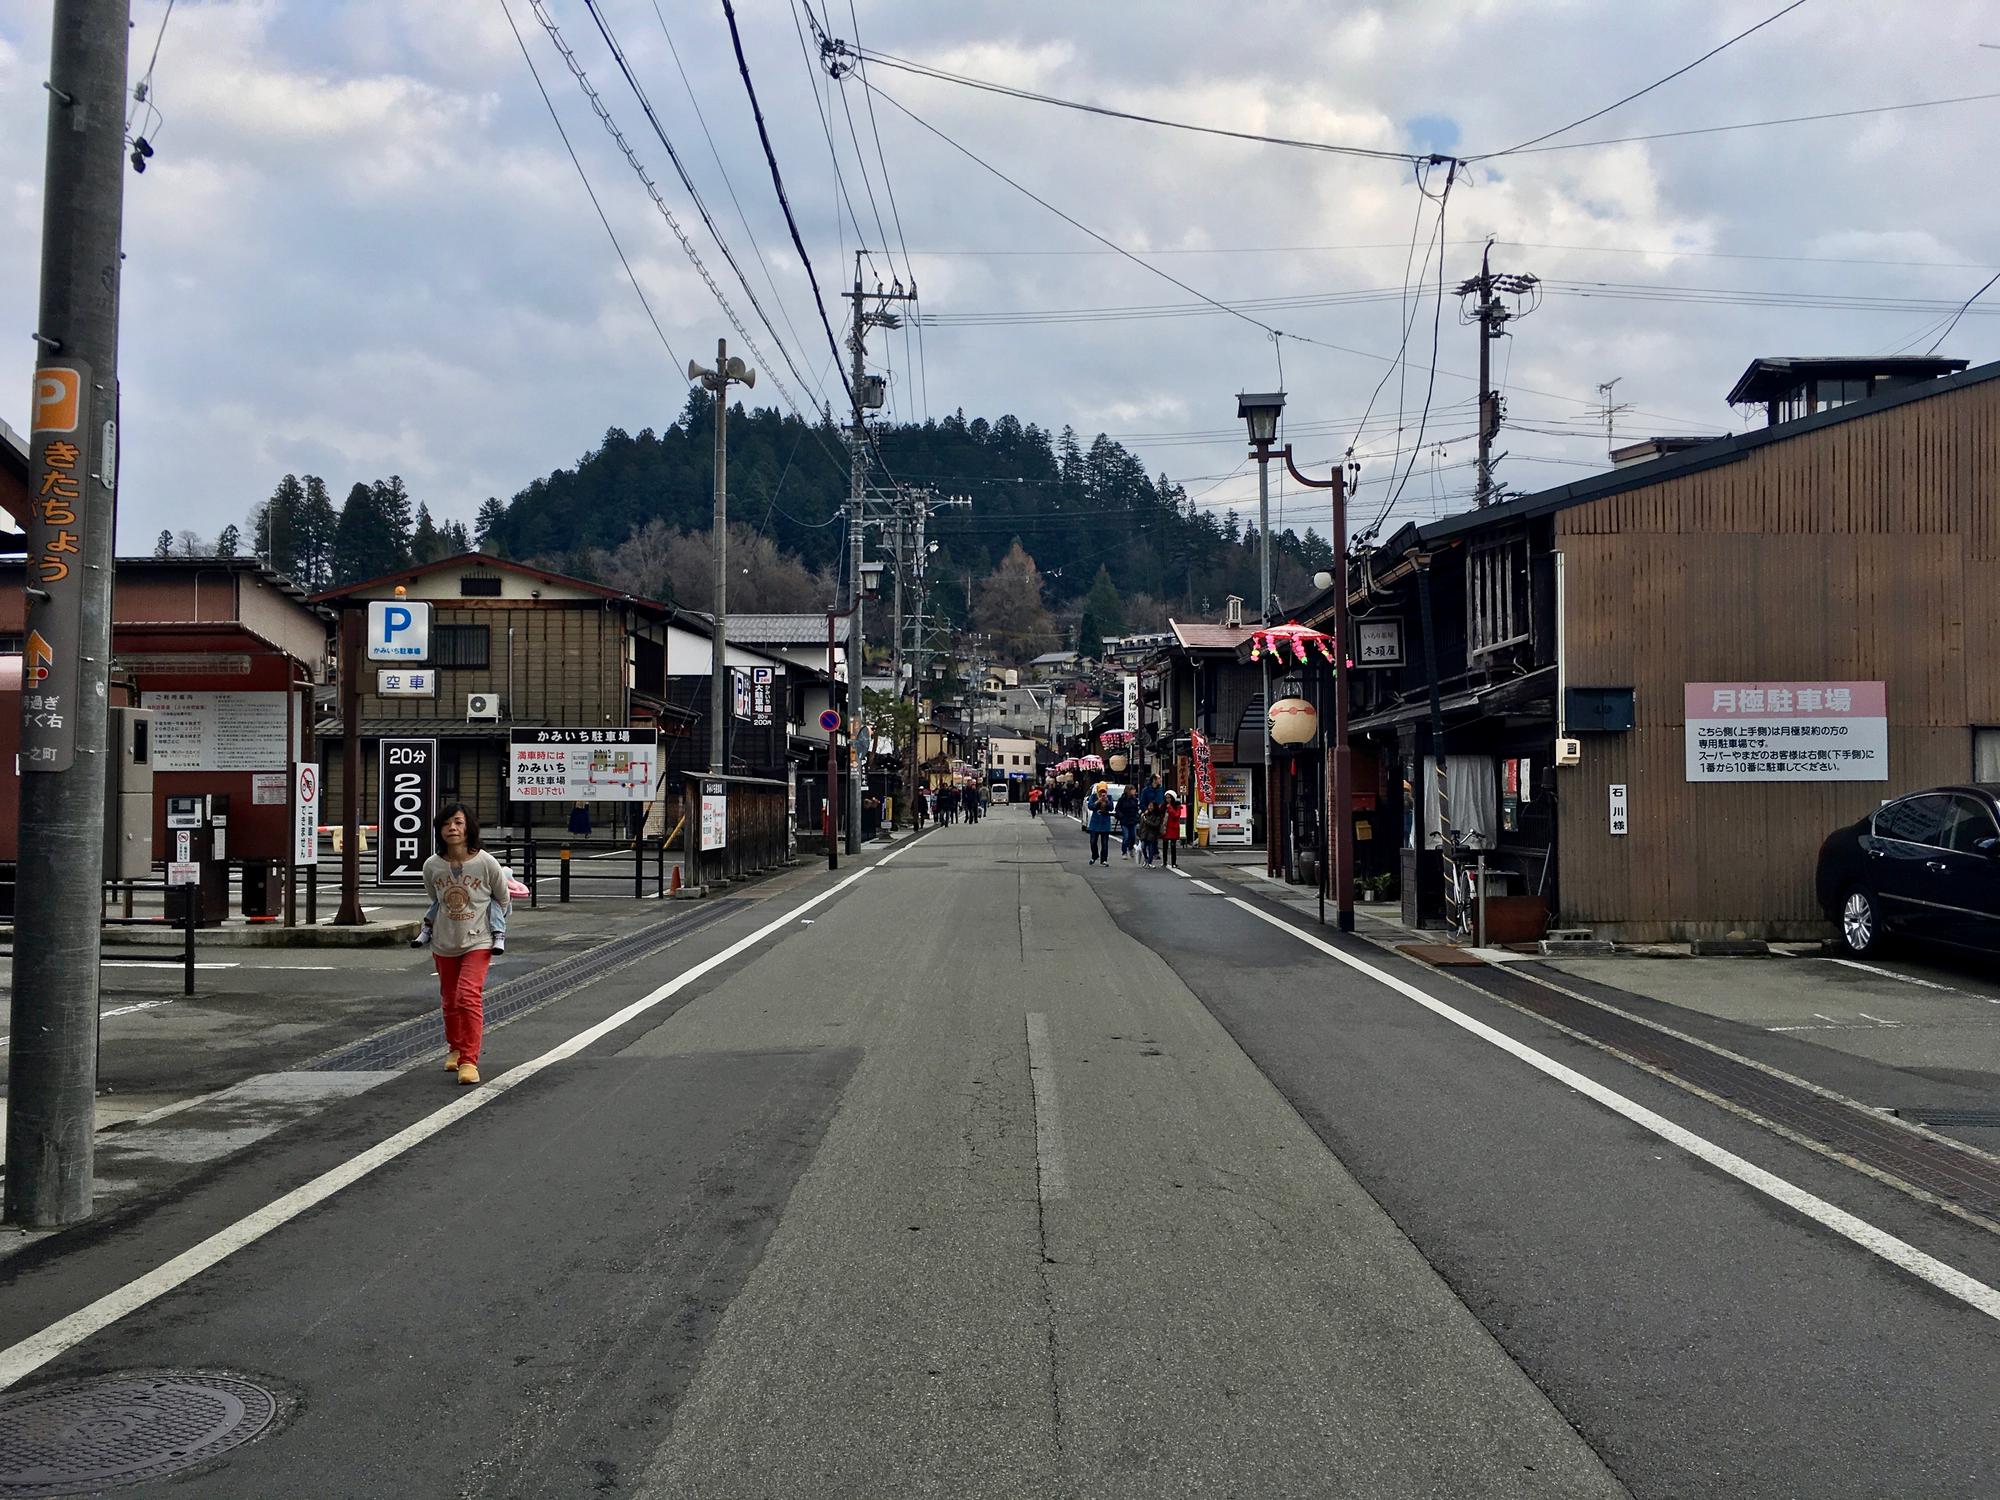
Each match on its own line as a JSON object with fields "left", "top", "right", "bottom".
{"left": 377, "top": 738, "right": 437, "bottom": 883}
{"left": 1684, "top": 681, "right": 1888, "bottom": 782}
{"left": 509, "top": 728, "right": 658, "bottom": 800}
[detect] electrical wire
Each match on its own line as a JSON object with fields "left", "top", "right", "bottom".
{"left": 498, "top": 0, "right": 681, "bottom": 373}
{"left": 576, "top": 0, "right": 815, "bottom": 409}
{"left": 1475, "top": 0, "right": 1813, "bottom": 159}
{"left": 1369, "top": 162, "right": 1455, "bottom": 537}
{"left": 1924, "top": 269, "right": 2000, "bottom": 355}
{"left": 1488, "top": 89, "right": 2000, "bottom": 156}
{"left": 649, "top": 0, "right": 829, "bottom": 410}
{"left": 125, "top": 0, "right": 177, "bottom": 140}
{"left": 843, "top": 0, "right": 929, "bottom": 423}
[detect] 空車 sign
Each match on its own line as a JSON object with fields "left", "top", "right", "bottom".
{"left": 377, "top": 738, "right": 437, "bottom": 883}
{"left": 509, "top": 728, "right": 658, "bottom": 801}
{"left": 1684, "top": 681, "right": 1887, "bottom": 782}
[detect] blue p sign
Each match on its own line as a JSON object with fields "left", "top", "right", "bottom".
{"left": 367, "top": 599, "right": 431, "bottom": 661}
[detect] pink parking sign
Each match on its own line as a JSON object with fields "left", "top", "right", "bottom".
{"left": 1684, "top": 681, "right": 1887, "bottom": 782}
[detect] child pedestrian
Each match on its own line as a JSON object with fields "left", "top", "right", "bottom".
{"left": 1138, "top": 797, "right": 1164, "bottom": 866}
{"left": 414, "top": 803, "right": 510, "bottom": 1086}
{"left": 1161, "top": 791, "right": 1185, "bottom": 867}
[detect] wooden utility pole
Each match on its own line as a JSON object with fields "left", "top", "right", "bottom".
{"left": 7, "top": 0, "right": 133, "bottom": 1228}
{"left": 1457, "top": 242, "right": 1539, "bottom": 507}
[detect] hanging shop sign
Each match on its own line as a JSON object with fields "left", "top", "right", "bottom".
{"left": 1683, "top": 681, "right": 1887, "bottom": 782}
{"left": 509, "top": 727, "right": 659, "bottom": 800}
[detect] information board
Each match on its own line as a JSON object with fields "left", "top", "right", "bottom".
{"left": 147, "top": 691, "right": 294, "bottom": 771}
{"left": 509, "top": 728, "right": 658, "bottom": 800}
{"left": 700, "top": 781, "right": 728, "bottom": 851}
{"left": 1684, "top": 681, "right": 1888, "bottom": 782}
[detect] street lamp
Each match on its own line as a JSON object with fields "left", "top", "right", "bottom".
{"left": 1238, "top": 392, "right": 1285, "bottom": 876}
{"left": 688, "top": 340, "right": 756, "bottom": 774}
{"left": 1237, "top": 389, "right": 1356, "bottom": 932}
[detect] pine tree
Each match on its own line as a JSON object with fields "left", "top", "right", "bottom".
{"left": 300, "top": 476, "right": 338, "bottom": 589}
{"left": 440, "top": 519, "right": 472, "bottom": 555}
{"left": 154, "top": 528, "right": 174, "bottom": 558}
{"left": 215, "top": 523, "right": 240, "bottom": 558}
{"left": 253, "top": 474, "right": 306, "bottom": 576}
{"left": 330, "top": 482, "right": 404, "bottom": 584}
{"left": 372, "top": 476, "right": 414, "bottom": 567}
{"left": 410, "top": 503, "right": 444, "bottom": 564}
{"left": 474, "top": 497, "right": 507, "bottom": 552}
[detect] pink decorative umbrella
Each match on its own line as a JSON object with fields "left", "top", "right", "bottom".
{"left": 1249, "top": 621, "right": 1336, "bottom": 664}
{"left": 1077, "top": 754, "right": 1105, "bottom": 770}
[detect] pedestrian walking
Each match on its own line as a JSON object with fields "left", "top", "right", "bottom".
{"left": 1115, "top": 784, "right": 1140, "bottom": 859}
{"left": 414, "top": 803, "right": 510, "bottom": 1086}
{"left": 1085, "top": 782, "right": 1115, "bottom": 865}
{"left": 1138, "top": 798, "right": 1164, "bottom": 866}
{"left": 567, "top": 800, "right": 592, "bottom": 837}
{"left": 1028, "top": 784, "right": 1042, "bottom": 818}
{"left": 1161, "top": 790, "right": 1184, "bottom": 867}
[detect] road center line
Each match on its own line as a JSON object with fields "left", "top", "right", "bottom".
{"left": 1024, "top": 1012, "right": 1070, "bottom": 1202}
{"left": 1190, "top": 879, "right": 1222, "bottom": 894}
{"left": 1225, "top": 896, "right": 2000, "bottom": 1324}
{"left": 0, "top": 862, "right": 882, "bottom": 1393}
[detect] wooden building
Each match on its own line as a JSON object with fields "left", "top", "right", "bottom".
{"left": 312, "top": 554, "right": 814, "bottom": 838}
{"left": 1324, "top": 355, "right": 2000, "bottom": 941}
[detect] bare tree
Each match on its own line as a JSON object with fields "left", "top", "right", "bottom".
{"left": 174, "top": 529, "right": 210, "bottom": 558}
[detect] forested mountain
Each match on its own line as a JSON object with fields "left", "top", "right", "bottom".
{"left": 486, "top": 392, "right": 1338, "bottom": 658}
{"left": 237, "top": 394, "right": 1339, "bottom": 658}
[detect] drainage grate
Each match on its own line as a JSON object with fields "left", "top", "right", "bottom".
{"left": 1895, "top": 1107, "right": 2000, "bottom": 1129}
{"left": 304, "top": 900, "right": 747, "bottom": 1073}
{"left": 0, "top": 1371, "right": 279, "bottom": 1496}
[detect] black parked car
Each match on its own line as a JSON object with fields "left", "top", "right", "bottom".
{"left": 1815, "top": 785, "right": 2000, "bottom": 957}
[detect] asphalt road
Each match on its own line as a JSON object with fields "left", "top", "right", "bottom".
{"left": 2, "top": 814, "right": 1996, "bottom": 1497}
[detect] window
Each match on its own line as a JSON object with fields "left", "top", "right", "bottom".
{"left": 1874, "top": 795, "right": 1948, "bottom": 847}
{"left": 1976, "top": 728, "right": 2000, "bottom": 782}
{"left": 1942, "top": 795, "right": 1999, "bottom": 854}
{"left": 432, "top": 623, "right": 490, "bottom": 669}
{"left": 458, "top": 576, "right": 502, "bottom": 597}
{"left": 1467, "top": 539, "right": 1529, "bottom": 655}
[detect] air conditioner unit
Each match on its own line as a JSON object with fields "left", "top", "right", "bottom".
{"left": 467, "top": 692, "right": 499, "bottom": 721}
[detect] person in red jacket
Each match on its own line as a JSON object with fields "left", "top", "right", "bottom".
{"left": 1160, "top": 790, "right": 1185, "bottom": 868}
{"left": 1027, "top": 784, "right": 1042, "bottom": 817}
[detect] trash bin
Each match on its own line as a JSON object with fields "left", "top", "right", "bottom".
{"left": 241, "top": 859, "right": 284, "bottom": 919}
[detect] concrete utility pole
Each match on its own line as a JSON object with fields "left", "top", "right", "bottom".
{"left": 841, "top": 260, "right": 915, "bottom": 851}
{"left": 689, "top": 339, "right": 756, "bottom": 772}
{"left": 1457, "top": 241, "right": 1539, "bottom": 507}
{"left": 8, "top": 0, "right": 133, "bottom": 1229}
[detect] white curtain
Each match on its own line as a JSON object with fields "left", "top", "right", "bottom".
{"left": 1422, "top": 755, "right": 1497, "bottom": 851}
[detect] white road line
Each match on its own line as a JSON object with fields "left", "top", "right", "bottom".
{"left": 0, "top": 862, "right": 881, "bottom": 1392}
{"left": 1168, "top": 867, "right": 1191, "bottom": 880}
{"left": 1189, "top": 879, "right": 1222, "bottom": 894}
{"left": 1824, "top": 956, "right": 1981, "bottom": 997}
{"left": 1024, "top": 1012, "right": 1070, "bottom": 1202}
{"left": 103, "top": 962, "right": 238, "bottom": 971}
{"left": 1226, "top": 896, "right": 2000, "bottom": 1325}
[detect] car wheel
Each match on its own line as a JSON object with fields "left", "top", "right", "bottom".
{"left": 1839, "top": 886, "right": 1882, "bottom": 957}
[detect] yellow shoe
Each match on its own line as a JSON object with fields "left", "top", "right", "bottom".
{"left": 456, "top": 1061, "right": 481, "bottom": 1086}
{"left": 444, "top": 1049, "right": 460, "bottom": 1071}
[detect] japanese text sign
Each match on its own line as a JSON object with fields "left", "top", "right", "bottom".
{"left": 509, "top": 728, "right": 658, "bottom": 801}
{"left": 22, "top": 360, "right": 101, "bottom": 773}
{"left": 367, "top": 600, "right": 431, "bottom": 661}
{"left": 1684, "top": 681, "right": 1887, "bottom": 782}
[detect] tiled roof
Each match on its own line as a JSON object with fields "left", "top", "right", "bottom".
{"left": 726, "top": 613, "right": 850, "bottom": 645}
{"left": 1169, "top": 620, "right": 1256, "bottom": 652}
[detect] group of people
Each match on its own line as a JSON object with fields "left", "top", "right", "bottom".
{"left": 916, "top": 782, "right": 985, "bottom": 826}
{"left": 1082, "top": 773, "right": 1185, "bottom": 869}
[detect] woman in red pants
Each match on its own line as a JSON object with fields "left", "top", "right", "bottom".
{"left": 417, "top": 803, "right": 510, "bottom": 1085}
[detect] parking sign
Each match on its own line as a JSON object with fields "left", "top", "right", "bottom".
{"left": 367, "top": 600, "right": 431, "bottom": 661}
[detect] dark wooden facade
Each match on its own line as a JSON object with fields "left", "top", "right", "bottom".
{"left": 1327, "top": 359, "right": 2000, "bottom": 941}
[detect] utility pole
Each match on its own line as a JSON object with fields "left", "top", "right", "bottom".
{"left": 688, "top": 339, "right": 756, "bottom": 772}
{"left": 8, "top": 0, "right": 133, "bottom": 1229}
{"left": 1456, "top": 241, "right": 1539, "bottom": 507}
{"left": 841, "top": 259, "right": 915, "bottom": 851}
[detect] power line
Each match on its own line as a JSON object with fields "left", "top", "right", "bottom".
{"left": 498, "top": 0, "right": 681, "bottom": 372}
{"left": 1371, "top": 163, "right": 1455, "bottom": 537}
{"left": 527, "top": 0, "right": 802, "bottom": 414}
{"left": 838, "top": 41, "right": 1431, "bottom": 165}
{"left": 1490, "top": 89, "right": 2000, "bottom": 156}
{"left": 648, "top": 0, "right": 829, "bottom": 410}
{"left": 1476, "top": 0, "right": 1813, "bottom": 158}
{"left": 576, "top": 0, "right": 816, "bottom": 408}
{"left": 1925, "top": 269, "right": 2000, "bottom": 355}
{"left": 718, "top": 0, "right": 858, "bottom": 414}
{"left": 789, "top": 0, "right": 876, "bottom": 274}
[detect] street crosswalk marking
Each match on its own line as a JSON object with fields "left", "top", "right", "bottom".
{"left": 1227, "top": 896, "right": 2000, "bottom": 1326}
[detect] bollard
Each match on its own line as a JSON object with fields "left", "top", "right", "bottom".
{"left": 306, "top": 863, "right": 319, "bottom": 925}
{"left": 634, "top": 839, "right": 644, "bottom": 900}
{"left": 183, "top": 886, "right": 199, "bottom": 997}
{"left": 560, "top": 845, "right": 571, "bottom": 903}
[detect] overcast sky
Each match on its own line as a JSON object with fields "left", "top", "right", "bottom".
{"left": 2, "top": 0, "right": 1995, "bottom": 553}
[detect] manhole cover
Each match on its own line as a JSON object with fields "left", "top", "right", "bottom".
{"left": 0, "top": 1371, "right": 280, "bottom": 1496}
